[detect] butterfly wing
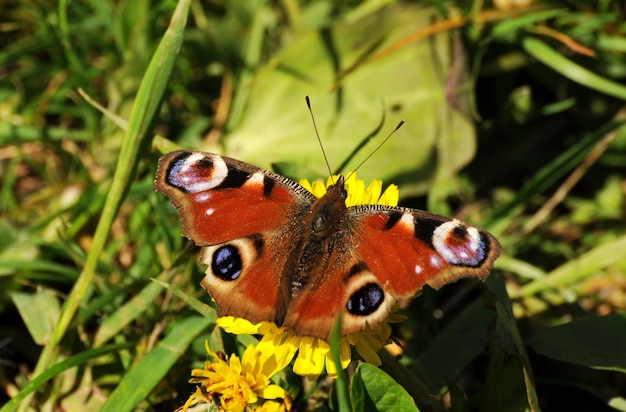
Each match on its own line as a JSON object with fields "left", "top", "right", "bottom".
{"left": 352, "top": 205, "right": 501, "bottom": 291}
{"left": 283, "top": 205, "right": 501, "bottom": 340}
{"left": 155, "top": 150, "right": 316, "bottom": 324}
{"left": 155, "top": 150, "right": 315, "bottom": 245}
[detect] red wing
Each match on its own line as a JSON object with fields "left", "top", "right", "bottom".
{"left": 352, "top": 206, "right": 501, "bottom": 298}
{"left": 198, "top": 231, "right": 298, "bottom": 326}
{"left": 155, "top": 150, "right": 315, "bottom": 327}
{"left": 154, "top": 150, "right": 315, "bottom": 245}
{"left": 282, "top": 248, "right": 396, "bottom": 340}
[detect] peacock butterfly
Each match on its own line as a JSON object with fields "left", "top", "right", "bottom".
{"left": 154, "top": 150, "right": 501, "bottom": 341}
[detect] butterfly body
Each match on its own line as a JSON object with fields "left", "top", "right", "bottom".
{"left": 155, "top": 150, "right": 501, "bottom": 341}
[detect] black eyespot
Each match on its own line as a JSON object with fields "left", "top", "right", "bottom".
{"left": 211, "top": 245, "right": 243, "bottom": 281}
{"left": 346, "top": 283, "right": 384, "bottom": 316}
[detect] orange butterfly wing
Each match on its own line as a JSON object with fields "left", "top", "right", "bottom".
{"left": 282, "top": 207, "right": 501, "bottom": 340}
{"left": 155, "top": 150, "right": 315, "bottom": 325}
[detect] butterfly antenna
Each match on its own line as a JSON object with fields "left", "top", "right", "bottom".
{"left": 306, "top": 96, "right": 335, "bottom": 182}
{"left": 345, "top": 119, "right": 405, "bottom": 182}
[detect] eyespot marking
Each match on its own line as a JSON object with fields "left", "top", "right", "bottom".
{"left": 166, "top": 153, "right": 228, "bottom": 193}
{"left": 211, "top": 245, "right": 243, "bottom": 281}
{"left": 346, "top": 283, "right": 384, "bottom": 316}
{"left": 432, "top": 220, "right": 488, "bottom": 267}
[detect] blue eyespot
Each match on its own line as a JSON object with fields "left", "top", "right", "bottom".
{"left": 212, "top": 245, "right": 242, "bottom": 281}
{"left": 346, "top": 283, "right": 384, "bottom": 316}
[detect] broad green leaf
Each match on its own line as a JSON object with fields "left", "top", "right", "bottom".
{"left": 221, "top": 4, "right": 475, "bottom": 198}
{"left": 529, "top": 314, "right": 626, "bottom": 373}
{"left": 351, "top": 363, "right": 419, "bottom": 412}
{"left": 378, "top": 351, "right": 438, "bottom": 411}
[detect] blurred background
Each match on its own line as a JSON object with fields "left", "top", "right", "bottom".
{"left": 1, "top": 1, "right": 625, "bottom": 411}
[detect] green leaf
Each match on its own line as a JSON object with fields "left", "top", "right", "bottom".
{"left": 0, "top": 343, "right": 132, "bottom": 412}
{"left": 351, "top": 363, "right": 419, "bottom": 412}
{"left": 100, "top": 316, "right": 211, "bottom": 412}
{"left": 378, "top": 351, "right": 440, "bottom": 411}
{"left": 10, "top": 290, "right": 60, "bottom": 345}
{"left": 221, "top": 4, "right": 475, "bottom": 198}
{"left": 529, "top": 314, "right": 626, "bottom": 373}
{"left": 417, "top": 298, "right": 492, "bottom": 392}
{"left": 481, "top": 276, "right": 540, "bottom": 411}
{"left": 522, "top": 36, "right": 626, "bottom": 100}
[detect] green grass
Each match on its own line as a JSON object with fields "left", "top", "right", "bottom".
{"left": 1, "top": 1, "right": 625, "bottom": 411}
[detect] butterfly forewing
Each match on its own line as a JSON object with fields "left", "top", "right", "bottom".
{"left": 155, "top": 151, "right": 315, "bottom": 245}
{"left": 352, "top": 206, "right": 500, "bottom": 291}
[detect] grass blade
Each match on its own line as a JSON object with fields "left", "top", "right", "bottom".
{"left": 22, "top": 1, "right": 192, "bottom": 409}
{"left": 100, "top": 316, "right": 211, "bottom": 412}
{"left": 523, "top": 36, "right": 626, "bottom": 100}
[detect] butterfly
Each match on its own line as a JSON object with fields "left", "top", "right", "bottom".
{"left": 155, "top": 150, "right": 501, "bottom": 341}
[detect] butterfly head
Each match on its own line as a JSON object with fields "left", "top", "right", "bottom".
{"left": 308, "top": 176, "right": 348, "bottom": 240}
{"left": 326, "top": 175, "right": 347, "bottom": 200}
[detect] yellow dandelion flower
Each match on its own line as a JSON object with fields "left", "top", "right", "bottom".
{"left": 182, "top": 342, "right": 292, "bottom": 412}
{"left": 218, "top": 305, "right": 403, "bottom": 378}
{"left": 215, "top": 174, "right": 402, "bottom": 379}
{"left": 299, "top": 173, "right": 399, "bottom": 207}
